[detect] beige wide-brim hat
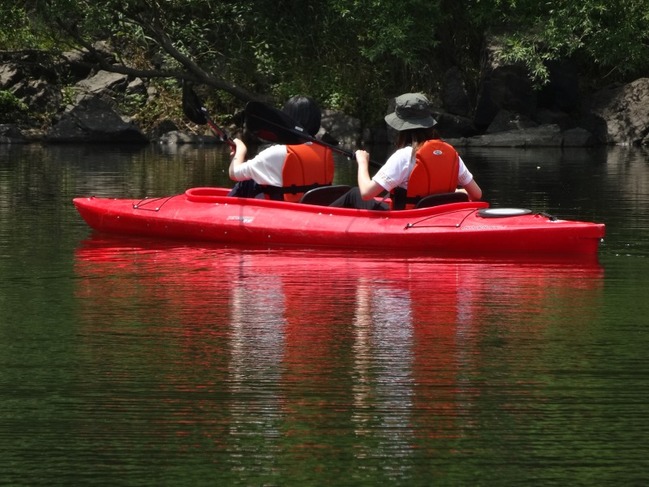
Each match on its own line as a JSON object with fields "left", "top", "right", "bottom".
{"left": 384, "top": 93, "right": 437, "bottom": 131}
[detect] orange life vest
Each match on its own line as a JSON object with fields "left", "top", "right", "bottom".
{"left": 283, "top": 144, "right": 334, "bottom": 202}
{"left": 391, "top": 139, "right": 459, "bottom": 210}
{"left": 262, "top": 143, "right": 334, "bottom": 202}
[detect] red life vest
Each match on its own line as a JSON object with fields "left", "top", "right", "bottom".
{"left": 391, "top": 140, "right": 460, "bottom": 210}
{"left": 273, "top": 143, "right": 334, "bottom": 202}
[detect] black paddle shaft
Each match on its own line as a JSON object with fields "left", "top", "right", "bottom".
{"left": 244, "top": 101, "right": 381, "bottom": 168}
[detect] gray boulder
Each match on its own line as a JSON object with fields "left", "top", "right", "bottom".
{"left": 589, "top": 78, "right": 649, "bottom": 145}
{"left": 74, "top": 70, "right": 129, "bottom": 101}
{"left": 450, "top": 124, "right": 597, "bottom": 148}
{"left": 0, "top": 124, "right": 26, "bottom": 144}
{"left": 46, "top": 96, "right": 147, "bottom": 143}
{"left": 486, "top": 109, "right": 538, "bottom": 133}
{"left": 562, "top": 127, "right": 597, "bottom": 147}
{"left": 157, "top": 130, "right": 217, "bottom": 145}
{"left": 321, "top": 109, "right": 362, "bottom": 149}
{"left": 432, "top": 111, "right": 478, "bottom": 139}
{"left": 450, "top": 125, "right": 563, "bottom": 147}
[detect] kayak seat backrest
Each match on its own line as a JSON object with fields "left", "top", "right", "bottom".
{"left": 406, "top": 140, "right": 459, "bottom": 202}
{"left": 282, "top": 144, "right": 335, "bottom": 202}
{"left": 415, "top": 191, "right": 469, "bottom": 209}
{"left": 299, "top": 185, "right": 352, "bottom": 206}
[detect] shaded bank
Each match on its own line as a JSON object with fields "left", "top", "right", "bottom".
{"left": 2, "top": 48, "right": 649, "bottom": 148}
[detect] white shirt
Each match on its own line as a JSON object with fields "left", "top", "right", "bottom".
{"left": 372, "top": 146, "right": 474, "bottom": 192}
{"left": 231, "top": 144, "right": 288, "bottom": 186}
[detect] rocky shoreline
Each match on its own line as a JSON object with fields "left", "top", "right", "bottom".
{"left": 2, "top": 49, "right": 649, "bottom": 148}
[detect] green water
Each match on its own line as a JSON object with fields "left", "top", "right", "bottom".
{"left": 1, "top": 143, "right": 648, "bottom": 486}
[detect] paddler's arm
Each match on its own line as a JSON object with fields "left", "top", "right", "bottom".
{"left": 463, "top": 179, "right": 482, "bottom": 201}
{"left": 228, "top": 138, "right": 248, "bottom": 180}
{"left": 355, "top": 150, "right": 385, "bottom": 200}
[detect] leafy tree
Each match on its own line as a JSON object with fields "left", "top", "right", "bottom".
{"left": 1, "top": 0, "right": 648, "bottom": 125}
{"left": 466, "top": 0, "right": 649, "bottom": 85}
{"left": 0, "top": 90, "right": 28, "bottom": 123}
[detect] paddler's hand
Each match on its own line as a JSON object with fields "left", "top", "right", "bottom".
{"left": 355, "top": 149, "right": 380, "bottom": 198}
{"left": 355, "top": 150, "right": 370, "bottom": 170}
{"left": 231, "top": 138, "right": 247, "bottom": 160}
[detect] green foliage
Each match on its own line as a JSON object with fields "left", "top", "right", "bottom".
{"left": 0, "top": 90, "right": 28, "bottom": 123}
{"left": 1, "top": 0, "right": 648, "bottom": 126}
{"left": 121, "top": 79, "right": 185, "bottom": 132}
{"left": 467, "top": 0, "right": 649, "bottom": 85}
{"left": 0, "top": 4, "right": 48, "bottom": 48}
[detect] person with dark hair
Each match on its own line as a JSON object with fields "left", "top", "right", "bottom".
{"left": 228, "top": 96, "right": 334, "bottom": 202}
{"left": 330, "top": 92, "right": 481, "bottom": 210}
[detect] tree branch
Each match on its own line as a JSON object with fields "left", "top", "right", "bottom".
{"left": 54, "top": 12, "right": 258, "bottom": 103}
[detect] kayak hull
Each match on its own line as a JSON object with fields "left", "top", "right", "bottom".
{"left": 73, "top": 187, "right": 605, "bottom": 258}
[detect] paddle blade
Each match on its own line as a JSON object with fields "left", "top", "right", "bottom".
{"left": 181, "top": 81, "right": 235, "bottom": 148}
{"left": 244, "top": 101, "right": 308, "bottom": 145}
{"left": 182, "top": 81, "right": 208, "bottom": 125}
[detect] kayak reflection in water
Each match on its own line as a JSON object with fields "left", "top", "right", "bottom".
{"left": 228, "top": 96, "right": 334, "bottom": 202}
{"left": 330, "top": 92, "right": 482, "bottom": 210}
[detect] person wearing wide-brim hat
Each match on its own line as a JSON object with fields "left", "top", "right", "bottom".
{"left": 330, "top": 92, "right": 482, "bottom": 210}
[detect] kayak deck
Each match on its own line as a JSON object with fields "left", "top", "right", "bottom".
{"left": 73, "top": 187, "right": 605, "bottom": 258}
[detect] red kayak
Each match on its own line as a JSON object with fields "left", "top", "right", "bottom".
{"left": 73, "top": 186, "right": 605, "bottom": 258}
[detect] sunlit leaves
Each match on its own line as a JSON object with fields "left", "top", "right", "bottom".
{"left": 2, "top": 0, "right": 648, "bottom": 122}
{"left": 468, "top": 0, "right": 649, "bottom": 83}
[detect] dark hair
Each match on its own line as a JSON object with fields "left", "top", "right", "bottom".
{"left": 282, "top": 96, "right": 322, "bottom": 136}
{"left": 395, "top": 127, "right": 438, "bottom": 150}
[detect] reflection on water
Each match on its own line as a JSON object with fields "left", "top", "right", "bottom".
{"left": 65, "top": 236, "right": 614, "bottom": 484}
{"left": 2, "top": 143, "right": 649, "bottom": 484}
